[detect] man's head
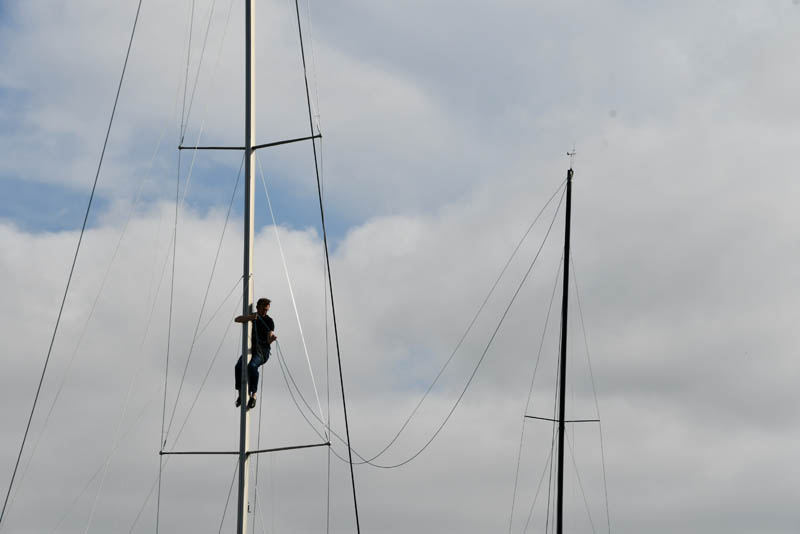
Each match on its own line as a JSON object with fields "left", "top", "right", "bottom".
{"left": 256, "top": 298, "right": 271, "bottom": 314}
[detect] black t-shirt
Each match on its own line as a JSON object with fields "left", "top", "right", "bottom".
{"left": 252, "top": 314, "right": 274, "bottom": 356}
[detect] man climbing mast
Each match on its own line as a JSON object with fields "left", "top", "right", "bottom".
{"left": 234, "top": 297, "right": 276, "bottom": 409}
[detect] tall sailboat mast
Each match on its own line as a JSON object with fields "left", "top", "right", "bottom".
{"left": 237, "top": 0, "right": 256, "bottom": 532}
{"left": 555, "top": 166, "right": 573, "bottom": 534}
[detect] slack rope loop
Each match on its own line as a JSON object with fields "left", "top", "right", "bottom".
{"left": 278, "top": 182, "right": 564, "bottom": 469}
{"left": 0, "top": 0, "right": 144, "bottom": 527}
{"left": 275, "top": 343, "right": 329, "bottom": 444}
{"left": 355, "top": 179, "right": 567, "bottom": 466}
{"left": 274, "top": 343, "right": 363, "bottom": 466}
{"left": 361, "top": 187, "right": 567, "bottom": 469}
{"left": 275, "top": 185, "right": 566, "bottom": 470}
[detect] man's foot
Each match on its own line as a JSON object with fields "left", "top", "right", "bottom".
{"left": 235, "top": 396, "right": 241, "bottom": 408}
{"left": 247, "top": 395, "right": 257, "bottom": 410}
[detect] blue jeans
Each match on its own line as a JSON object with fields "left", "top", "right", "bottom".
{"left": 235, "top": 350, "right": 268, "bottom": 394}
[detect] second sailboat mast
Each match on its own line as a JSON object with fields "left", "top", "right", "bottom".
{"left": 555, "top": 167, "right": 573, "bottom": 534}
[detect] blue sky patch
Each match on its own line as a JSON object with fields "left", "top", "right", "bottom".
{"left": 0, "top": 176, "right": 108, "bottom": 233}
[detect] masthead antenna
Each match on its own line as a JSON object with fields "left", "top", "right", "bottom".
{"left": 567, "top": 146, "right": 577, "bottom": 170}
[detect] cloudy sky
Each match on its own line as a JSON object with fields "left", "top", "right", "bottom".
{"left": 2, "top": 1, "right": 800, "bottom": 533}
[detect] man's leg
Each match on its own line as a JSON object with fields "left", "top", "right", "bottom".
{"left": 235, "top": 355, "right": 244, "bottom": 407}
{"left": 246, "top": 354, "right": 264, "bottom": 409}
{"left": 247, "top": 354, "right": 263, "bottom": 393}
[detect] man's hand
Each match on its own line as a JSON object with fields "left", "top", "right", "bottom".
{"left": 234, "top": 313, "right": 257, "bottom": 323}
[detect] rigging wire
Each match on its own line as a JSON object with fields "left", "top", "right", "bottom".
{"left": 286, "top": 0, "right": 321, "bottom": 133}
{"left": 50, "top": 388, "right": 160, "bottom": 533}
{"left": 6, "top": 120, "right": 170, "bottom": 522}
{"left": 126, "top": 463, "right": 166, "bottom": 534}
{"left": 127, "top": 320, "right": 241, "bottom": 534}
{"left": 275, "top": 340, "right": 370, "bottom": 466}
{"left": 571, "top": 256, "right": 612, "bottom": 534}
{"left": 288, "top": 1, "right": 331, "bottom": 527}
{"left": 218, "top": 459, "right": 240, "bottom": 534}
{"left": 137, "top": 0, "right": 238, "bottom": 491}
{"left": 521, "top": 271, "right": 565, "bottom": 534}
{"left": 542, "top": 320, "right": 564, "bottom": 534}
{"left": 196, "top": 275, "right": 246, "bottom": 340}
{"left": 270, "top": 453, "right": 276, "bottom": 534}
{"left": 325, "top": 287, "right": 332, "bottom": 534}
{"left": 169, "top": 292, "right": 243, "bottom": 450}
{"left": 0, "top": 0, "right": 144, "bottom": 526}
{"left": 357, "top": 179, "right": 567, "bottom": 466}
{"left": 179, "top": 0, "right": 197, "bottom": 142}
{"left": 156, "top": 128, "right": 181, "bottom": 534}
{"left": 163, "top": 155, "right": 244, "bottom": 443}
{"left": 565, "top": 432, "right": 596, "bottom": 533}
{"left": 181, "top": 0, "right": 220, "bottom": 140}
{"left": 50, "top": 161, "right": 220, "bottom": 532}
{"left": 110, "top": 182, "right": 237, "bottom": 533}
{"left": 158, "top": 27, "right": 196, "bottom": 523}
{"left": 273, "top": 186, "right": 567, "bottom": 470}
{"left": 290, "top": 2, "right": 360, "bottom": 528}
{"left": 253, "top": 478, "right": 269, "bottom": 534}
{"left": 509, "top": 255, "right": 563, "bottom": 533}
{"left": 156, "top": 3, "right": 237, "bottom": 522}
{"left": 363, "top": 186, "right": 567, "bottom": 469}
{"left": 84, "top": 238, "right": 232, "bottom": 533}
{"left": 275, "top": 343, "right": 329, "bottom": 445}
{"left": 255, "top": 155, "right": 326, "bottom": 426}
{"left": 274, "top": 341, "right": 365, "bottom": 466}
{"left": 325, "top": 223, "right": 332, "bottom": 534}
{"left": 82, "top": 360, "right": 147, "bottom": 534}
{"left": 304, "top": 0, "right": 323, "bottom": 132}
{"left": 252, "top": 353, "right": 266, "bottom": 534}
{"left": 50, "top": 128, "right": 170, "bottom": 533}
{"left": 525, "top": 336, "right": 564, "bottom": 534}
{"left": 178, "top": 0, "right": 236, "bottom": 204}
{"left": 149, "top": 137, "right": 217, "bottom": 528}
{"left": 521, "top": 442, "right": 556, "bottom": 534}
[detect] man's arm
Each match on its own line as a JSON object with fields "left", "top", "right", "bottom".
{"left": 234, "top": 313, "right": 257, "bottom": 323}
